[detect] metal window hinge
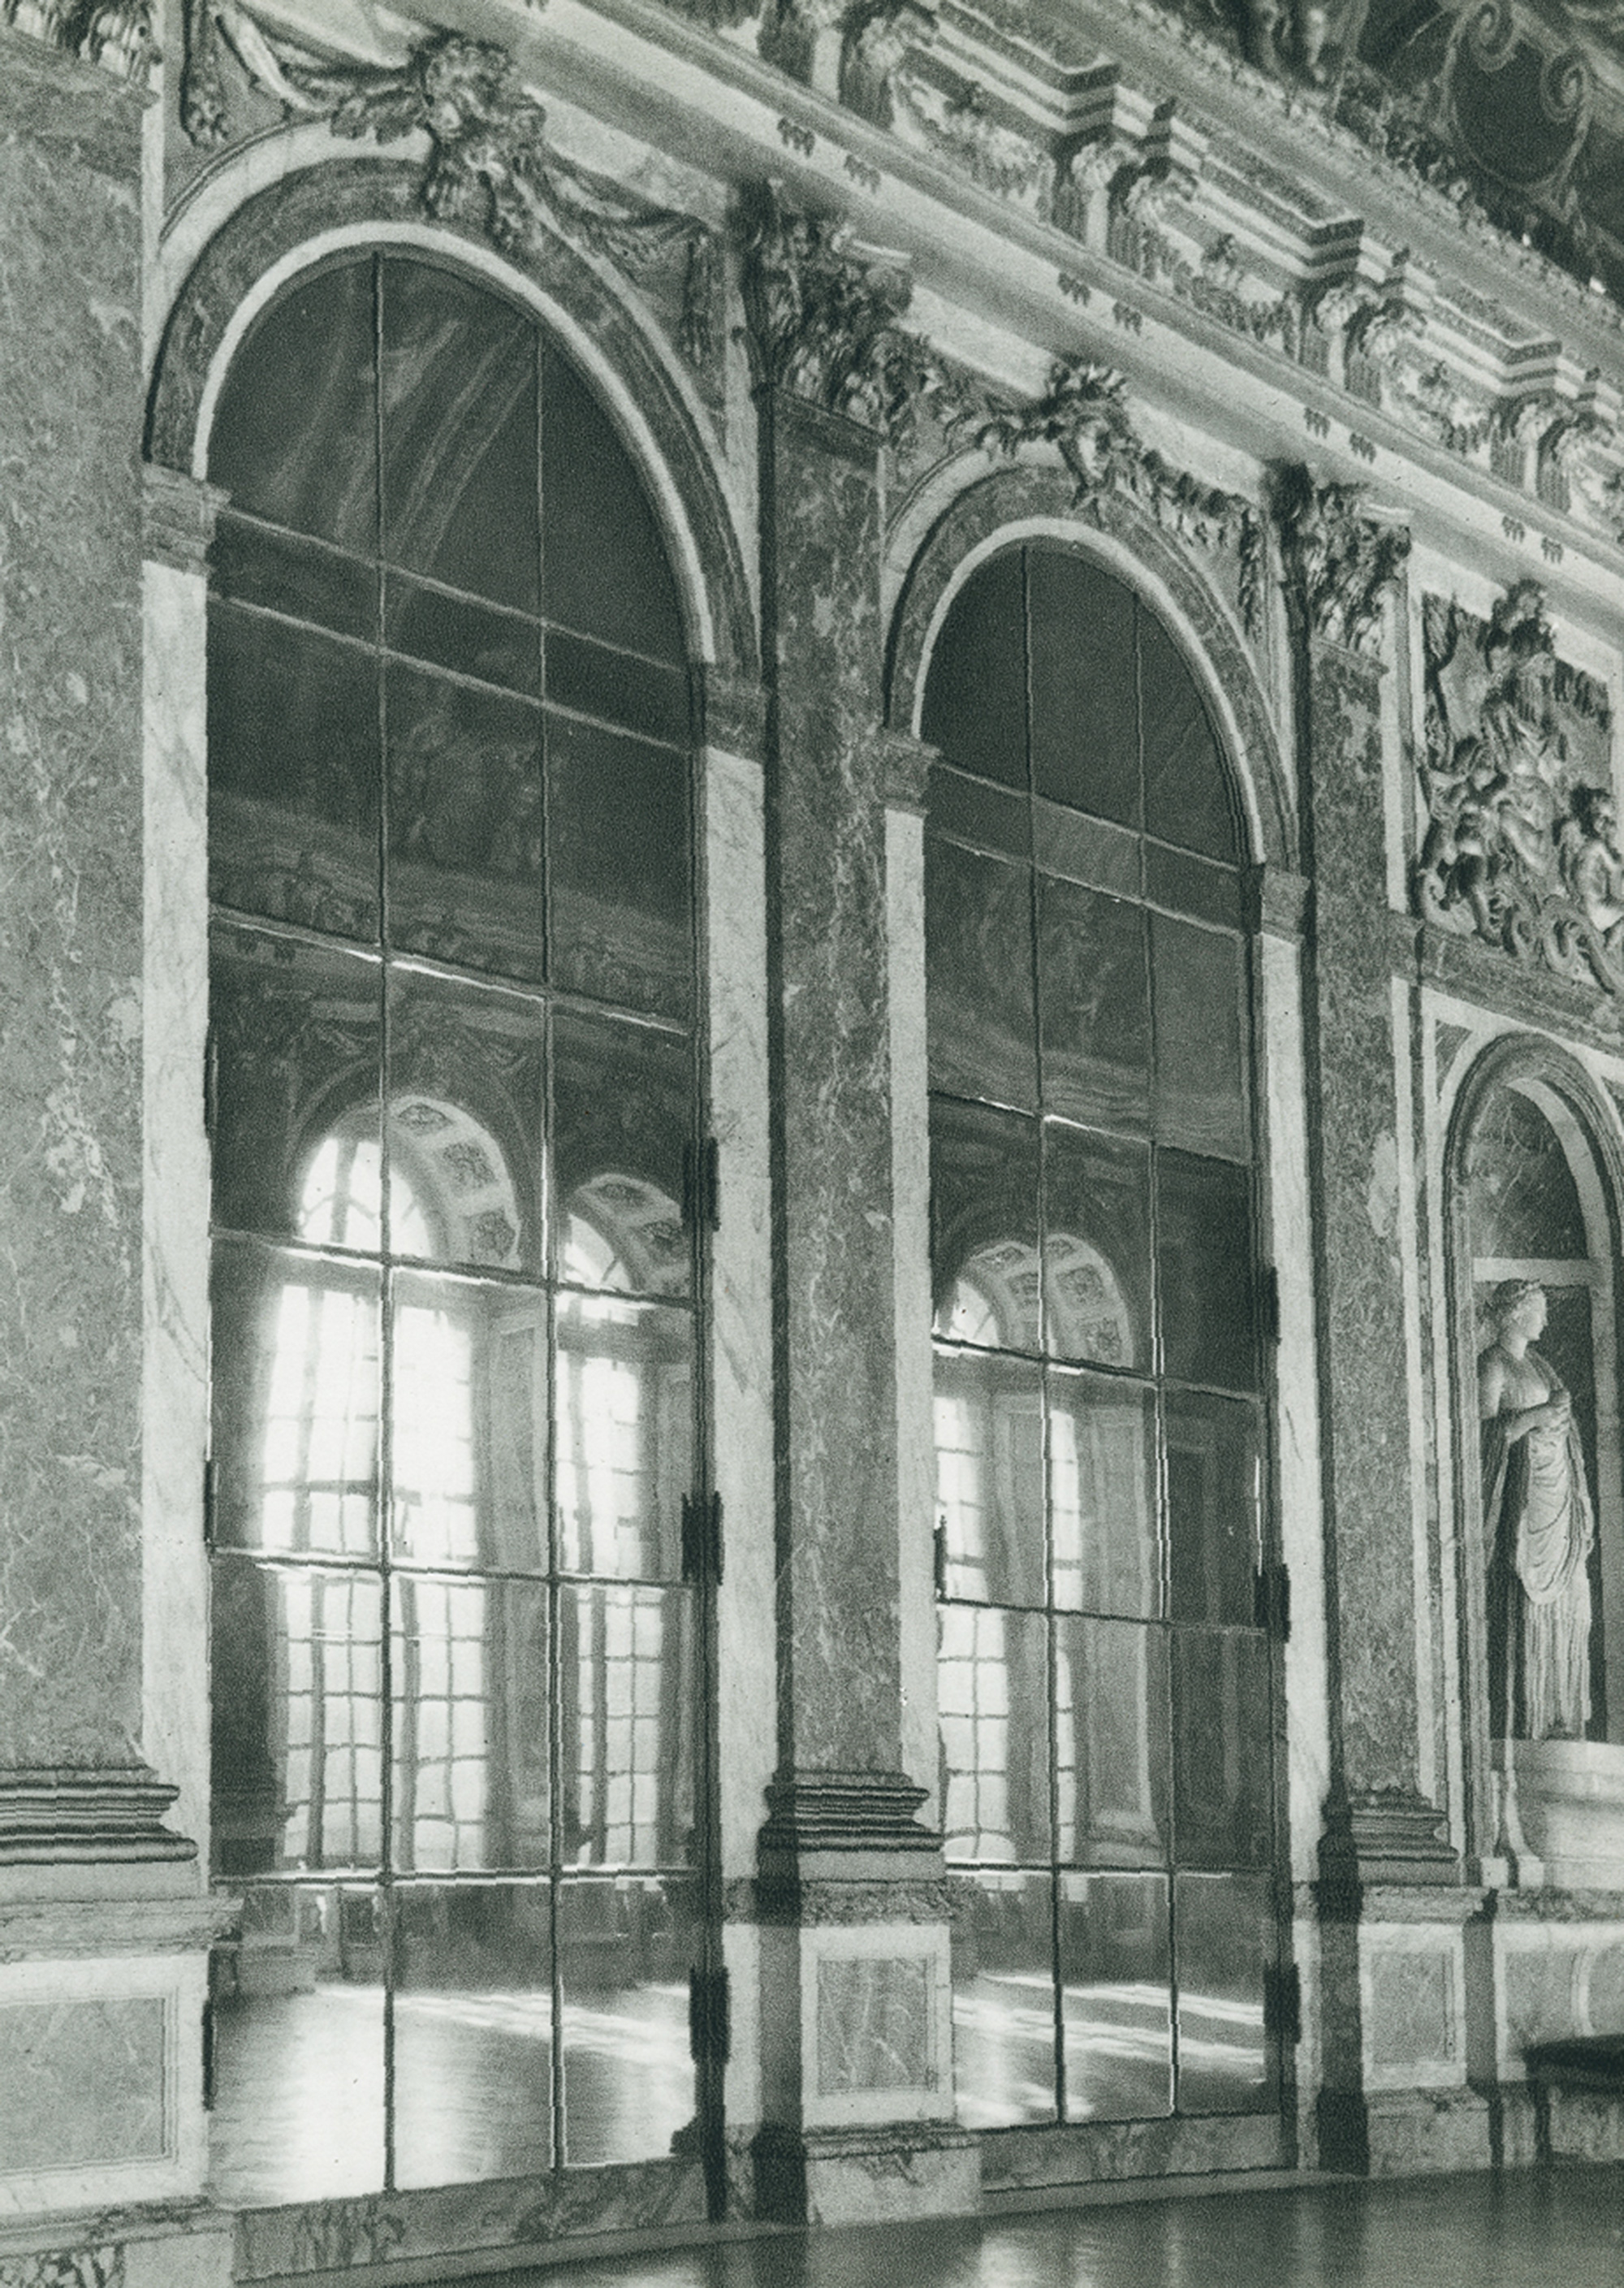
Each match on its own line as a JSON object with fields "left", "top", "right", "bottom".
{"left": 202, "top": 1994, "right": 216, "bottom": 2110}
{"left": 689, "top": 1965, "right": 731, "bottom": 2065}
{"left": 681, "top": 1490, "right": 723, "bottom": 1585}
{"left": 683, "top": 1137, "right": 720, "bottom": 1234}
{"left": 203, "top": 1456, "right": 217, "bottom": 1551}
{"left": 1263, "top": 1960, "right": 1302, "bottom": 2048}
{"left": 933, "top": 1520, "right": 948, "bottom": 1598}
{"left": 1253, "top": 1560, "right": 1291, "bottom": 1642}
{"left": 203, "top": 1027, "right": 218, "bottom": 1141}
{"left": 1258, "top": 1263, "right": 1281, "bottom": 1347}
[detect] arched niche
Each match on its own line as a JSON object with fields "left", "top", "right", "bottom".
{"left": 1447, "top": 1036, "right": 1624, "bottom": 1876}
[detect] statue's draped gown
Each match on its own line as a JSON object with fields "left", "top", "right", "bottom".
{"left": 1481, "top": 1343, "right": 1595, "bottom": 1741}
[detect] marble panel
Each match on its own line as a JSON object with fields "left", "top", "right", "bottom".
{"left": 1363, "top": 2087, "right": 1490, "bottom": 2174}
{"left": 0, "top": 45, "right": 146, "bottom": 1769}
{"left": 0, "top": 2254, "right": 119, "bottom": 2288}
{"left": 0, "top": 1997, "right": 163, "bottom": 2173}
{"left": 816, "top": 1956, "right": 932, "bottom": 2095}
{"left": 764, "top": 394, "right": 903, "bottom": 1775}
{"left": 801, "top": 1924, "right": 952, "bottom": 2129}
{"left": 978, "top": 2108, "right": 1285, "bottom": 2190}
{"left": 800, "top": 2126, "right": 979, "bottom": 2225}
{"left": 1305, "top": 643, "right": 1422, "bottom": 1802}
{"left": 1366, "top": 1946, "right": 1458, "bottom": 2083}
{"left": 122, "top": 2236, "right": 233, "bottom": 2288}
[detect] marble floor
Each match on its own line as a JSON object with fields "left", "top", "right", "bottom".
{"left": 431, "top": 2166, "right": 1624, "bottom": 2286}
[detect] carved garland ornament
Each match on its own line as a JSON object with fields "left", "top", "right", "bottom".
{"left": 179, "top": 10, "right": 719, "bottom": 365}
{"left": 1416, "top": 580, "right": 1622, "bottom": 998}
{"left": 1274, "top": 464, "right": 1410, "bottom": 655}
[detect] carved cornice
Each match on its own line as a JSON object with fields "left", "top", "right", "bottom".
{"left": 1274, "top": 463, "right": 1410, "bottom": 655}
{"left": 1415, "top": 578, "right": 1622, "bottom": 1001}
{"left": 179, "top": 14, "right": 719, "bottom": 365}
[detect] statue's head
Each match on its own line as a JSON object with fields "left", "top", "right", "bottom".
{"left": 1490, "top": 1276, "right": 1546, "bottom": 1338}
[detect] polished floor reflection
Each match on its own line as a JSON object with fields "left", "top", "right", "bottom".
{"left": 434, "top": 2167, "right": 1624, "bottom": 2287}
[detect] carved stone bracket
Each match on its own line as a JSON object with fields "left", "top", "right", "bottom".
{"left": 1415, "top": 579, "right": 1622, "bottom": 999}
{"left": 1274, "top": 462, "right": 1410, "bottom": 655}
{"left": 179, "top": 14, "right": 719, "bottom": 366}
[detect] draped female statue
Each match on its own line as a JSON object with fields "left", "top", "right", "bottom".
{"left": 1479, "top": 1278, "right": 1595, "bottom": 1742}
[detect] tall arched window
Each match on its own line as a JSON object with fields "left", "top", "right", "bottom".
{"left": 203, "top": 253, "right": 703, "bottom": 2201}
{"left": 922, "top": 543, "right": 1278, "bottom": 2130}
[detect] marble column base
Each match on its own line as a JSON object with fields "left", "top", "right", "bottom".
{"left": 1319, "top": 1792, "right": 1459, "bottom": 1898}
{"left": 749, "top": 2121, "right": 978, "bottom": 2225}
{"left": 0, "top": 1766, "right": 195, "bottom": 1864}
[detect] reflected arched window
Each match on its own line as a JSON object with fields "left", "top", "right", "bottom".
{"left": 923, "top": 543, "right": 1276, "bottom": 2134}
{"left": 205, "top": 253, "right": 702, "bottom": 2204}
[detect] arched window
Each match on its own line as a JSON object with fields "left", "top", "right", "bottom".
{"left": 922, "top": 543, "right": 1277, "bottom": 2130}
{"left": 204, "top": 253, "right": 702, "bottom": 2202}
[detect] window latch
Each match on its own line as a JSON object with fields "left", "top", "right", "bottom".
{"left": 681, "top": 1490, "right": 723, "bottom": 1585}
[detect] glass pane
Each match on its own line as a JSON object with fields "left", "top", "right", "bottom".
{"left": 1172, "top": 1629, "right": 1272, "bottom": 1869}
{"left": 1039, "top": 876, "right": 1149, "bottom": 1133}
{"left": 1034, "top": 802, "right": 1138, "bottom": 896}
{"left": 381, "top": 258, "right": 539, "bottom": 613}
{"left": 1048, "top": 1370, "right": 1159, "bottom": 1617}
{"left": 212, "top": 516, "right": 377, "bottom": 642}
{"left": 385, "top": 575, "right": 540, "bottom": 697}
{"left": 392, "top": 1883, "right": 555, "bottom": 2187}
{"left": 385, "top": 967, "right": 545, "bottom": 1275}
{"left": 1055, "top": 1615, "right": 1168, "bottom": 1866}
{"left": 559, "top": 1875, "right": 698, "bottom": 2165}
{"left": 1028, "top": 549, "right": 1138, "bottom": 828}
{"left": 208, "top": 257, "right": 378, "bottom": 554}
{"left": 931, "top": 767, "right": 1030, "bottom": 859}
{"left": 1151, "top": 914, "right": 1247, "bottom": 1162}
{"left": 930, "top": 1100, "right": 1041, "bottom": 1351}
{"left": 391, "top": 1272, "right": 549, "bottom": 1576}
{"left": 547, "top": 713, "right": 692, "bottom": 1022}
{"left": 938, "top": 1604, "right": 1051, "bottom": 1862}
{"left": 948, "top": 1869, "right": 1056, "bottom": 2126}
{"left": 207, "top": 1884, "right": 386, "bottom": 2203}
{"left": 208, "top": 606, "right": 381, "bottom": 940}
{"left": 1140, "top": 611, "right": 1236, "bottom": 862}
{"left": 1166, "top": 1392, "right": 1260, "bottom": 1626}
{"left": 934, "top": 1348, "right": 1045, "bottom": 1607}
{"left": 1060, "top": 1871, "right": 1171, "bottom": 2121}
{"left": 556, "top": 1299, "right": 692, "bottom": 1579}
{"left": 921, "top": 550, "right": 1029, "bottom": 790}
{"left": 211, "top": 1560, "right": 383, "bottom": 1875}
{"left": 926, "top": 837, "right": 1037, "bottom": 1111}
{"left": 1043, "top": 1124, "right": 1151, "bottom": 1371}
{"left": 1145, "top": 842, "right": 1242, "bottom": 930}
{"left": 1156, "top": 1151, "right": 1258, "bottom": 1392}
{"left": 1174, "top": 1872, "right": 1272, "bottom": 2113}
{"left": 384, "top": 663, "right": 546, "bottom": 982}
{"left": 1466, "top": 1085, "right": 1588, "bottom": 1261}
{"left": 391, "top": 1575, "right": 551, "bottom": 1873}
{"left": 548, "top": 629, "right": 689, "bottom": 746}
{"left": 211, "top": 1241, "right": 380, "bottom": 1560}
{"left": 551, "top": 1011, "right": 692, "bottom": 1299}
{"left": 542, "top": 343, "right": 685, "bottom": 661}
{"left": 559, "top": 1584, "right": 696, "bottom": 1866}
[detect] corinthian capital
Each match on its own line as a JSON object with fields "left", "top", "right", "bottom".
{"left": 1275, "top": 464, "right": 1410, "bottom": 655}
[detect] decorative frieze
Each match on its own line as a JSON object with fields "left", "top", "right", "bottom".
{"left": 1416, "top": 580, "right": 1621, "bottom": 999}
{"left": 1275, "top": 464, "right": 1410, "bottom": 655}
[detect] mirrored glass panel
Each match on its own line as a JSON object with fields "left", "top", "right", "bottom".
{"left": 558, "top": 1876, "right": 699, "bottom": 2165}
{"left": 385, "top": 575, "right": 540, "bottom": 698}
{"left": 948, "top": 1870, "right": 1056, "bottom": 2126}
{"left": 1044, "top": 1124, "right": 1151, "bottom": 1371}
{"left": 1060, "top": 1871, "right": 1171, "bottom": 2121}
{"left": 542, "top": 343, "right": 685, "bottom": 661}
{"left": 1048, "top": 1370, "right": 1159, "bottom": 1618}
{"left": 1055, "top": 1616, "right": 1168, "bottom": 1867}
{"left": 1156, "top": 1151, "right": 1258, "bottom": 1393}
{"left": 1166, "top": 1392, "right": 1260, "bottom": 1627}
{"left": 213, "top": 517, "right": 376, "bottom": 642}
{"left": 392, "top": 1883, "right": 555, "bottom": 2187}
{"left": 384, "top": 967, "right": 545, "bottom": 1274}
{"left": 546, "top": 713, "right": 691, "bottom": 1022}
{"left": 931, "top": 768, "right": 1030, "bottom": 862}
{"left": 391, "top": 1272, "right": 548, "bottom": 1576}
{"left": 930, "top": 1101, "right": 1040, "bottom": 1349}
{"left": 211, "top": 1240, "right": 380, "bottom": 1561}
{"left": 551, "top": 1012, "right": 692, "bottom": 1298}
{"left": 926, "top": 837, "right": 1038, "bottom": 1110}
{"left": 208, "top": 259, "right": 378, "bottom": 553}
{"left": 1139, "top": 612, "right": 1236, "bottom": 863}
{"left": 547, "top": 629, "right": 689, "bottom": 746}
{"left": 380, "top": 259, "right": 539, "bottom": 614}
{"left": 934, "top": 1349, "right": 1045, "bottom": 1607}
{"left": 1039, "top": 876, "right": 1149, "bottom": 1133}
{"left": 919, "top": 547, "right": 1028, "bottom": 790}
{"left": 1027, "top": 550, "right": 1138, "bottom": 828}
{"left": 1151, "top": 913, "right": 1247, "bottom": 1162}
{"left": 1173, "top": 1872, "right": 1272, "bottom": 2113}
{"left": 207, "top": 1884, "right": 386, "bottom": 2203}
{"left": 1172, "top": 1629, "right": 1272, "bottom": 1870}
{"left": 555, "top": 1299, "right": 691, "bottom": 1580}
{"left": 385, "top": 664, "right": 546, "bottom": 982}
{"left": 938, "top": 1603, "right": 1051, "bottom": 1862}
{"left": 391, "top": 1575, "right": 551, "bottom": 1873}
{"left": 211, "top": 1561, "right": 384, "bottom": 1875}
{"left": 559, "top": 1585, "right": 696, "bottom": 1866}
{"left": 208, "top": 607, "right": 381, "bottom": 940}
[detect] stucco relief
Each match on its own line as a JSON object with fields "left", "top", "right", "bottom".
{"left": 1416, "top": 582, "right": 1619, "bottom": 997}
